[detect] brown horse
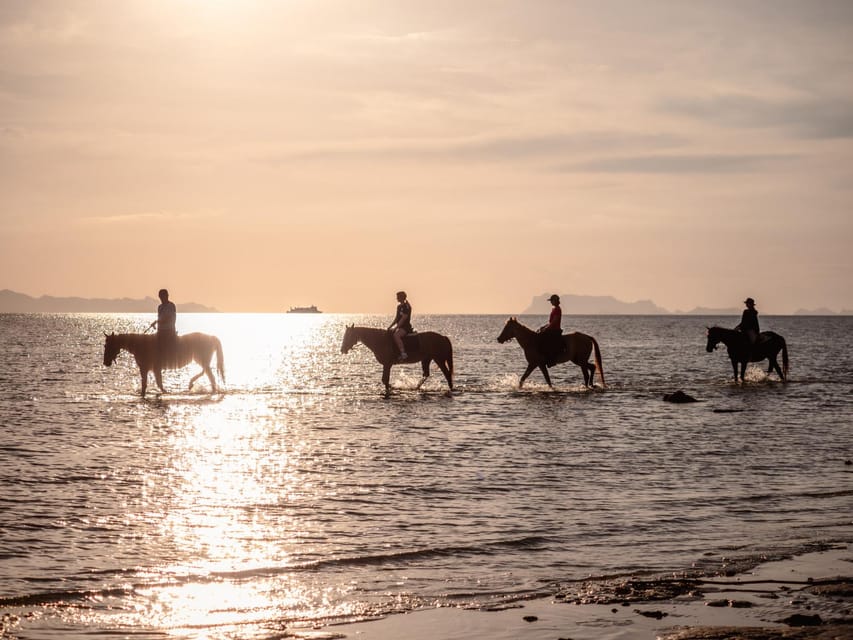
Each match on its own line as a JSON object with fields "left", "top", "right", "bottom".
{"left": 103, "top": 332, "right": 225, "bottom": 396}
{"left": 706, "top": 326, "right": 788, "bottom": 383}
{"left": 341, "top": 325, "right": 453, "bottom": 392}
{"left": 497, "top": 317, "right": 606, "bottom": 388}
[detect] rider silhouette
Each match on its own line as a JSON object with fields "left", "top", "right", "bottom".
{"left": 149, "top": 288, "right": 177, "bottom": 369}
{"left": 735, "top": 297, "right": 760, "bottom": 352}
{"left": 537, "top": 294, "right": 564, "bottom": 367}
{"left": 388, "top": 291, "right": 412, "bottom": 360}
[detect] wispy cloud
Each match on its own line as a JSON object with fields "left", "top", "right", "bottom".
{"left": 260, "top": 131, "right": 685, "bottom": 165}
{"left": 661, "top": 94, "right": 853, "bottom": 139}
{"left": 78, "top": 211, "right": 217, "bottom": 225}
{"left": 558, "top": 153, "right": 796, "bottom": 174}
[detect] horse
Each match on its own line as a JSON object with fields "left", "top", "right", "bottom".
{"left": 103, "top": 332, "right": 225, "bottom": 397}
{"left": 497, "top": 317, "right": 605, "bottom": 388}
{"left": 340, "top": 325, "right": 453, "bottom": 392}
{"left": 705, "top": 326, "right": 788, "bottom": 383}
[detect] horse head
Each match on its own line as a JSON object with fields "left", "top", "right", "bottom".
{"left": 340, "top": 324, "right": 358, "bottom": 354}
{"left": 705, "top": 326, "right": 720, "bottom": 352}
{"left": 103, "top": 332, "right": 120, "bottom": 366}
{"left": 496, "top": 317, "right": 518, "bottom": 344}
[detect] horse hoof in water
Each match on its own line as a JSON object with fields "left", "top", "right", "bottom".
{"left": 663, "top": 390, "right": 699, "bottom": 403}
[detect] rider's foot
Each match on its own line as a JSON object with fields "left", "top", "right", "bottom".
{"left": 399, "top": 352, "right": 408, "bottom": 361}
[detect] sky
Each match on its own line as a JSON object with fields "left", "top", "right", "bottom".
{"left": 1, "top": 0, "right": 852, "bottom": 314}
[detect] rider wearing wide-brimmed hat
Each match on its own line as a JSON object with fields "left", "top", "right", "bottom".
{"left": 735, "top": 297, "right": 760, "bottom": 348}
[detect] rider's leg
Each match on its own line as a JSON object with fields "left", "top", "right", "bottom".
{"left": 394, "top": 328, "right": 407, "bottom": 359}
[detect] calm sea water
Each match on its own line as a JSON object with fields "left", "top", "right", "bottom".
{"left": 1, "top": 313, "right": 851, "bottom": 639}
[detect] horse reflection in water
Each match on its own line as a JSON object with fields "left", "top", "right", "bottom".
{"left": 497, "top": 317, "right": 605, "bottom": 388}
{"left": 341, "top": 325, "right": 453, "bottom": 393}
{"left": 103, "top": 332, "right": 225, "bottom": 396}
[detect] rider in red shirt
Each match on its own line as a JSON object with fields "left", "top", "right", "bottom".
{"left": 538, "top": 294, "right": 564, "bottom": 366}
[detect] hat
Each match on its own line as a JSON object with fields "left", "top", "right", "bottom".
{"left": 744, "top": 297, "right": 755, "bottom": 305}
{"left": 548, "top": 294, "right": 560, "bottom": 303}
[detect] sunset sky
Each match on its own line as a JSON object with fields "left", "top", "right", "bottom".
{"left": 1, "top": 1, "right": 852, "bottom": 313}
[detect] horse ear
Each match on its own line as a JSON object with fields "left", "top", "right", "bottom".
{"left": 104, "top": 331, "right": 108, "bottom": 337}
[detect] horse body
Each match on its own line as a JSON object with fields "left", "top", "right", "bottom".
{"left": 705, "top": 326, "right": 788, "bottom": 383}
{"left": 103, "top": 332, "right": 225, "bottom": 396}
{"left": 341, "top": 325, "right": 453, "bottom": 392}
{"left": 497, "top": 318, "right": 605, "bottom": 388}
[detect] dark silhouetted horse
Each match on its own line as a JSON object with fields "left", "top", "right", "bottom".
{"left": 103, "top": 332, "right": 225, "bottom": 396}
{"left": 705, "top": 326, "right": 788, "bottom": 383}
{"left": 341, "top": 325, "right": 453, "bottom": 392}
{"left": 497, "top": 317, "right": 605, "bottom": 388}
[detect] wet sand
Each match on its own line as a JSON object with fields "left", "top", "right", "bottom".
{"left": 326, "top": 545, "right": 853, "bottom": 640}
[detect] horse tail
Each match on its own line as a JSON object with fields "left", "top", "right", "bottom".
{"left": 445, "top": 337, "right": 454, "bottom": 388}
{"left": 780, "top": 336, "right": 789, "bottom": 380}
{"left": 591, "top": 336, "right": 606, "bottom": 387}
{"left": 215, "top": 337, "right": 226, "bottom": 384}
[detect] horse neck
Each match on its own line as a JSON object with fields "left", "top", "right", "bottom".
{"left": 355, "top": 327, "right": 389, "bottom": 352}
{"left": 712, "top": 327, "right": 740, "bottom": 345}
{"left": 116, "top": 333, "right": 151, "bottom": 355}
{"left": 511, "top": 321, "right": 539, "bottom": 348}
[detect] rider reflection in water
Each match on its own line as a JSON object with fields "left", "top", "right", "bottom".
{"left": 149, "top": 288, "right": 177, "bottom": 369}
{"left": 538, "top": 294, "right": 564, "bottom": 367}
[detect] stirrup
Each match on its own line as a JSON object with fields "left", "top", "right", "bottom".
{"left": 398, "top": 352, "right": 408, "bottom": 361}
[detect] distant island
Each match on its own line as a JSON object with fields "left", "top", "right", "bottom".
{"left": 0, "top": 289, "right": 217, "bottom": 313}
{"left": 287, "top": 305, "right": 322, "bottom": 314}
{"left": 523, "top": 294, "right": 669, "bottom": 315}
{"left": 522, "top": 294, "right": 851, "bottom": 316}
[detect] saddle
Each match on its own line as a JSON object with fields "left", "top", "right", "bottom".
{"left": 537, "top": 329, "right": 565, "bottom": 367}
{"left": 391, "top": 331, "right": 420, "bottom": 356}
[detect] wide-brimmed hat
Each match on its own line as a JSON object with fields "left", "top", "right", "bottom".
{"left": 744, "top": 297, "right": 755, "bottom": 305}
{"left": 548, "top": 294, "right": 560, "bottom": 303}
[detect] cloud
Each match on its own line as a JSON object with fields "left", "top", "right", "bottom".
{"left": 558, "top": 153, "right": 795, "bottom": 174}
{"left": 261, "top": 131, "right": 685, "bottom": 166}
{"left": 78, "top": 211, "right": 217, "bottom": 225}
{"left": 661, "top": 94, "right": 853, "bottom": 139}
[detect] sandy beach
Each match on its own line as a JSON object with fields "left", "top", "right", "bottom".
{"left": 327, "top": 545, "right": 853, "bottom": 640}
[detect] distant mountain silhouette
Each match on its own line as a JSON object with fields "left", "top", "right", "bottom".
{"left": 676, "top": 306, "right": 741, "bottom": 316}
{"left": 0, "top": 289, "right": 217, "bottom": 313}
{"left": 522, "top": 293, "right": 669, "bottom": 315}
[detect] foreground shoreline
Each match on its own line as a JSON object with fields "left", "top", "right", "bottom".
{"left": 327, "top": 545, "right": 853, "bottom": 640}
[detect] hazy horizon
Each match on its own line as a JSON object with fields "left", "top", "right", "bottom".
{"left": 2, "top": 1, "right": 852, "bottom": 314}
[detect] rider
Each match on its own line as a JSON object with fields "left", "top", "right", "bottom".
{"left": 149, "top": 288, "right": 177, "bottom": 368}
{"left": 388, "top": 291, "right": 413, "bottom": 361}
{"left": 735, "top": 297, "right": 760, "bottom": 351}
{"left": 537, "top": 294, "right": 564, "bottom": 366}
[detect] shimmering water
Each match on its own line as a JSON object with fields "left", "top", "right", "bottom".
{"left": 1, "top": 313, "right": 851, "bottom": 639}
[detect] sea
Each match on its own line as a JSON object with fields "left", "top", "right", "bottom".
{"left": 1, "top": 313, "right": 851, "bottom": 639}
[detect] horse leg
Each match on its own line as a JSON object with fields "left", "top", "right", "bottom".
{"left": 189, "top": 369, "right": 204, "bottom": 391}
{"left": 539, "top": 365, "right": 553, "bottom": 387}
{"left": 416, "top": 359, "right": 430, "bottom": 389}
{"left": 382, "top": 364, "right": 392, "bottom": 391}
{"left": 204, "top": 366, "right": 217, "bottom": 392}
{"left": 579, "top": 363, "right": 590, "bottom": 387}
{"left": 740, "top": 361, "right": 747, "bottom": 383}
{"left": 435, "top": 359, "right": 453, "bottom": 390}
{"left": 519, "top": 363, "right": 537, "bottom": 388}
{"left": 588, "top": 362, "right": 597, "bottom": 388}
{"left": 730, "top": 358, "right": 739, "bottom": 383}
{"left": 139, "top": 368, "right": 148, "bottom": 397}
{"left": 154, "top": 367, "right": 165, "bottom": 393}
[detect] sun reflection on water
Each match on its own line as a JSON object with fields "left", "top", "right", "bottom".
{"left": 108, "top": 314, "right": 368, "bottom": 633}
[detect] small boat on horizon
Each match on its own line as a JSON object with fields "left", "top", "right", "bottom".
{"left": 287, "top": 305, "right": 322, "bottom": 314}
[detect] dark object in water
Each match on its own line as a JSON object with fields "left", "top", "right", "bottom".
{"left": 780, "top": 613, "right": 823, "bottom": 627}
{"left": 663, "top": 390, "right": 699, "bottom": 403}
{"left": 712, "top": 408, "right": 746, "bottom": 413}
{"left": 522, "top": 615, "right": 538, "bottom": 623}
{"left": 634, "top": 609, "right": 668, "bottom": 619}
